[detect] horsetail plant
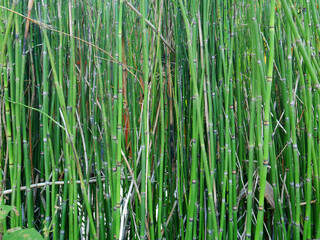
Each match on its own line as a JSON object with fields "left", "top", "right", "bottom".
{"left": 1, "top": 1, "right": 320, "bottom": 239}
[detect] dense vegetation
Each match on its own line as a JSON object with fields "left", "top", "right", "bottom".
{"left": 1, "top": 0, "right": 320, "bottom": 239}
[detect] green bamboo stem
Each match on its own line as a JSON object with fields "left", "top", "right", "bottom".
{"left": 254, "top": 0, "right": 276, "bottom": 238}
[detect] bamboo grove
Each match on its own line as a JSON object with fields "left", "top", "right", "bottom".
{"left": 1, "top": 0, "right": 320, "bottom": 239}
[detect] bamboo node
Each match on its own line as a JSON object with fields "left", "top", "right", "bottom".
{"left": 263, "top": 160, "right": 269, "bottom": 166}
{"left": 258, "top": 206, "right": 263, "bottom": 211}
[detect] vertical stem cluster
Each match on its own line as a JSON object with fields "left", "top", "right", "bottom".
{"left": 0, "top": 1, "right": 320, "bottom": 239}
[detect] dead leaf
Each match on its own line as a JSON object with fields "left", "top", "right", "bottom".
{"left": 264, "top": 181, "right": 275, "bottom": 209}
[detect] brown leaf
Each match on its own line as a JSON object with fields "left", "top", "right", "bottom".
{"left": 264, "top": 181, "right": 275, "bottom": 209}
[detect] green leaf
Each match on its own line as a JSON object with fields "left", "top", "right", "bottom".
{"left": 0, "top": 205, "right": 13, "bottom": 221}
{"left": 3, "top": 228, "right": 44, "bottom": 240}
